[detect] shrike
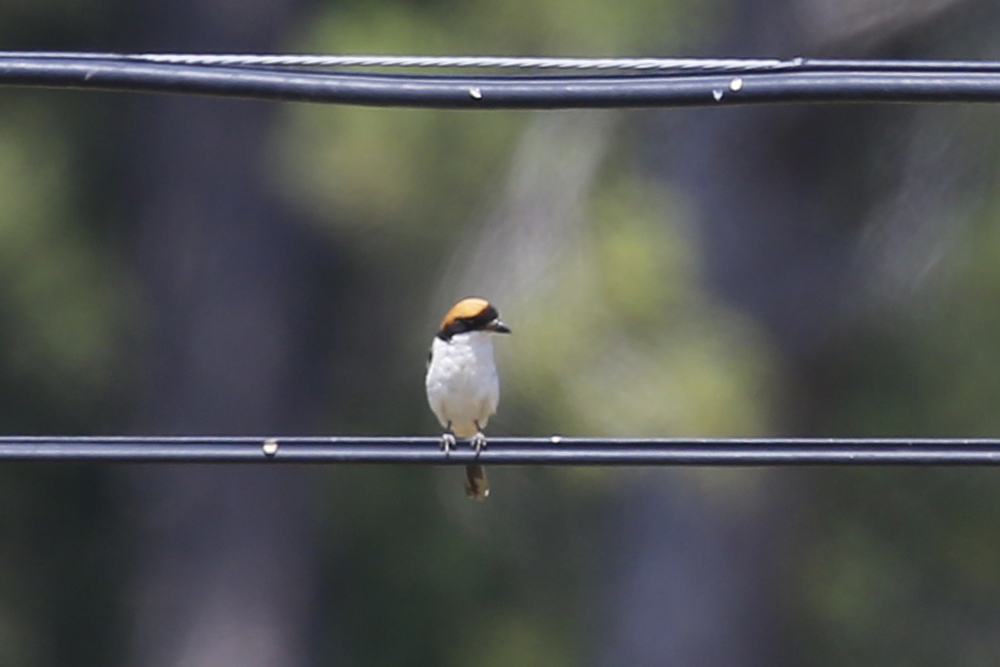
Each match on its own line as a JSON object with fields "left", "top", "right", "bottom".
{"left": 425, "top": 297, "right": 510, "bottom": 500}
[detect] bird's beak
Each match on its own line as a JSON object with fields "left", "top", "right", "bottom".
{"left": 488, "top": 319, "right": 511, "bottom": 334}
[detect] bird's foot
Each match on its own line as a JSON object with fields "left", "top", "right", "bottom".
{"left": 441, "top": 431, "right": 457, "bottom": 455}
{"left": 470, "top": 431, "right": 488, "bottom": 455}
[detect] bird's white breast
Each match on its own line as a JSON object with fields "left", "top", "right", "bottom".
{"left": 425, "top": 331, "right": 500, "bottom": 438}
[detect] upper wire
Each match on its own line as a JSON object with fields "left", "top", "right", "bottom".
{"left": 5, "top": 51, "right": 1000, "bottom": 108}
{"left": 7, "top": 52, "right": 1000, "bottom": 74}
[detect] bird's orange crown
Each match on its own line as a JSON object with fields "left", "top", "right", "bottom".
{"left": 440, "top": 297, "right": 493, "bottom": 330}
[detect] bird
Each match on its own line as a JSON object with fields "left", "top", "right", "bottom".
{"left": 425, "top": 297, "right": 510, "bottom": 500}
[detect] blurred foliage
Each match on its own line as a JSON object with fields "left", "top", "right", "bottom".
{"left": 785, "top": 141, "right": 1000, "bottom": 666}
{"left": 0, "top": 94, "right": 130, "bottom": 667}
{"left": 797, "top": 468, "right": 1000, "bottom": 667}
{"left": 0, "top": 464, "right": 123, "bottom": 667}
{"left": 312, "top": 463, "right": 598, "bottom": 667}
{"left": 3, "top": 0, "right": 1000, "bottom": 666}
{"left": 500, "top": 174, "right": 776, "bottom": 438}
{"left": 274, "top": 105, "right": 523, "bottom": 248}
{"left": 0, "top": 4, "right": 134, "bottom": 662}
{"left": 0, "top": 101, "right": 129, "bottom": 415}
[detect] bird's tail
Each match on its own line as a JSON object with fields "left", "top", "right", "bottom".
{"left": 465, "top": 464, "right": 489, "bottom": 500}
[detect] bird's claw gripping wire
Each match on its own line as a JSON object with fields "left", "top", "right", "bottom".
{"left": 441, "top": 430, "right": 457, "bottom": 456}
{"left": 471, "top": 423, "right": 487, "bottom": 456}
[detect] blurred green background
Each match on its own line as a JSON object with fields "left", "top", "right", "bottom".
{"left": 1, "top": 0, "right": 1000, "bottom": 666}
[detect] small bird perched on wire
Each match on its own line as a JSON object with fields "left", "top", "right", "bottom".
{"left": 425, "top": 297, "right": 511, "bottom": 500}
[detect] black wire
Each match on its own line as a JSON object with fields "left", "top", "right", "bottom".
{"left": 1, "top": 436, "right": 1000, "bottom": 465}
{"left": 7, "top": 54, "right": 1000, "bottom": 107}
